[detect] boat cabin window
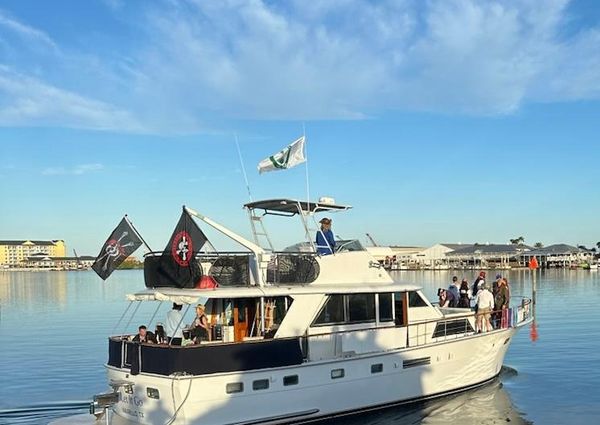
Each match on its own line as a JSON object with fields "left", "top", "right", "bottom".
{"left": 313, "top": 293, "right": 376, "bottom": 326}
{"left": 378, "top": 293, "right": 393, "bottom": 322}
{"left": 408, "top": 291, "right": 428, "bottom": 308}
{"left": 348, "top": 294, "right": 375, "bottom": 323}
{"left": 314, "top": 295, "right": 345, "bottom": 325}
{"left": 394, "top": 292, "right": 407, "bottom": 327}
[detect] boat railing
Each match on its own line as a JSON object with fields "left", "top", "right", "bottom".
{"left": 408, "top": 296, "right": 533, "bottom": 347}
{"left": 107, "top": 297, "right": 532, "bottom": 374}
{"left": 143, "top": 251, "right": 253, "bottom": 287}
{"left": 142, "top": 250, "right": 323, "bottom": 287}
{"left": 304, "top": 296, "right": 533, "bottom": 358}
{"left": 266, "top": 252, "right": 320, "bottom": 285}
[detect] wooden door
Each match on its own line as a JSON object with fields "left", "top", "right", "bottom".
{"left": 233, "top": 299, "right": 257, "bottom": 342}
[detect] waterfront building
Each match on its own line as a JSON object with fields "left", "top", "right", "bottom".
{"left": 445, "top": 244, "right": 530, "bottom": 269}
{"left": 0, "top": 240, "right": 66, "bottom": 267}
{"left": 413, "top": 243, "right": 474, "bottom": 269}
{"left": 24, "top": 254, "right": 95, "bottom": 270}
{"left": 520, "top": 244, "right": 594, "bottom": 268}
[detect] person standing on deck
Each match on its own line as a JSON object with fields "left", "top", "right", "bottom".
{"left": 458, "top": 278, "right": 471, "bottom": 308}
{"left": 166, "top": 303, "right": 184, "bottom": 345}
{"left": 496, "top": 278, "right": 511, "bottom": 328}
{"left": 448, "top": 276, "right": 460, "bottom": 307}
{"left": 475, "top": 283, "right": 494, "bottom": 332}
{"left": 316, "top": 218, "right": 336, "bottom": 255}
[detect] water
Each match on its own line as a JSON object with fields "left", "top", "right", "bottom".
{"left": 0, "top": 269, "right": 598, "bottom": 425}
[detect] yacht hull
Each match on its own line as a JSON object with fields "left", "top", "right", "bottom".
{"left": 107, "top": 326, "right": 520, "bottom": 425}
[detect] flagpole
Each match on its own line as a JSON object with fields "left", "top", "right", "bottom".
{"left": 124, "top": 214, "right": 153, "bottom": 253}
{"left": 235, "top": 133, "right": 253, "bottom": 202}
{"left": 303, "top": 123, "right": 310, "bottom": 209}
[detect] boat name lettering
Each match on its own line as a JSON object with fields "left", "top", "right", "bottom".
{"left": 120, "top": 392, "right": 144, "bottom": 407}
{"left": 122, "top": 406, "right": 144, "bottom": 418}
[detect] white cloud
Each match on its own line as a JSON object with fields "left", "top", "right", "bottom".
{"left": 1, "top": 0, "right": 599, "bottom": 132}
{"left": 0, "top": 10, "right": 57, "bottom": 49}
{"left": 0, "top": 66, "right": 142, "bottom": 131}
{"left": 129, "top": 0, "right": 600, "bottom": 122}
{"left": 42, "top": 163, "right": 104, "bottom": 176}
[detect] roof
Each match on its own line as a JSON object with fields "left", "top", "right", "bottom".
{"left": 0, "top": 240, "right": 62, "bottom": 246}
{"left": 244, "top": 199, "right": 351, "bottom": 215}
{"left": 128, "top": 282, "right": 423, "bottom": 303}
{"left": 524, "top": 244, "right": 585, "bottom": 256}
{"left": 446, "top": 244, "right": 531, "bottom": 256}
{"left": 440, "top": 243, "right": 474, "bottom": 250}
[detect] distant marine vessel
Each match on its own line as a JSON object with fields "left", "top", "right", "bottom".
{"left": 54, "top": 198, "right": 533, "bottom": 425}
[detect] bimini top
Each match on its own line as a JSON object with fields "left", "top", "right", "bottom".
{"left": 244, "top": 198, "right": 351, "bottom": 216}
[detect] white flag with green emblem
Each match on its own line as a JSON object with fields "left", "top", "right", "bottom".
{"left": 257, "top": 136, "right": 306, "bottom": 174}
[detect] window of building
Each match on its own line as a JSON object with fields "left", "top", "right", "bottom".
{"left": 252, "top": 379, "right": 269, "bottom": 390}
{"left": 283, "top": 375, "right": 299, "bottom": 386}
{"left": 226, "top": 382, "right": 244, "bottom": 394}
{"left": 378, "top": 293, "right": 393, "bottom": 322}
{"left": 348, "top": 294, "right": 375, "bottom": 323}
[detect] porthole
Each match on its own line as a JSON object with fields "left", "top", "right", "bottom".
{"left": 331, "top": 368, "right": 345, "bottom": 379}
{"left": 283, "top": 375, "right": 299, "bottom": 386}
{"left": 226, "top": 382, "right": 244, "bottom": 394}
{"left": 146, "top": 387, "right": 160, "bottom": 399}
{"left": 371, "top": 363, "right": 383, "bottom": 374}
{"left": 253, "top": 379, "right": 269, "bottom": 390}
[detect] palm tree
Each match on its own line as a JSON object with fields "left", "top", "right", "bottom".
{"left": 510, "top": 236, "right": 525, "bottom": 245}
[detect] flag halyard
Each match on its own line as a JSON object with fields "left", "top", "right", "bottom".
{"left": 258, "top": 136, "right": 306, "bottom": 174}
{"left": 92, "top": 217, "right": 143, "bottom": 280}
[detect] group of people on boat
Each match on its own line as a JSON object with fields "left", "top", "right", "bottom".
{"left": 437, "top": 271, "right": 512, "bottom": 333}
{"left": 130, "top": 303, "right": 211, "bottom": 346}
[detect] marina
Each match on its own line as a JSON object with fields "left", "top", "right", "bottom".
{"left": 1, "top": 268, "right": 599, "bottom": 424}
{"left": 1, "top": 2, "right": 598, "bottom": 425}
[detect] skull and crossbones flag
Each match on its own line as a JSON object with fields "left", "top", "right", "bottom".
{"left": 92, "top": 217, "right": 143, "bottom": 280}
{"left": 158, "top": 208, "right": 208, "bottom": 288}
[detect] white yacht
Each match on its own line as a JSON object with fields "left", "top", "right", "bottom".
{"left": 87, "top": 199, "right": 532, "bottom": 425}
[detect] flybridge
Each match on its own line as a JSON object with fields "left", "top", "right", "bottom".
{"left": 244, "top": 198, "right": 351, "bottom": 216}
{"left": 244, "top": 197, "right": 351, "bottom": 252}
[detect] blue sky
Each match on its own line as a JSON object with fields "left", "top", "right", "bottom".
{"left": 0, "top": 0, "right": 599, "bottom": 256}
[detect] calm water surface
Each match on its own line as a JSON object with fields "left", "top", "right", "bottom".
{"left": 0, "top": 269, "right": 598, "bottom": 425}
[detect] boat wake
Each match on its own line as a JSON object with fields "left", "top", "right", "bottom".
{"left": 0, "top": 401, "right": 89, "bottom": 425}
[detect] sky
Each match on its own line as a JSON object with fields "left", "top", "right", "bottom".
{"left": 0, "top": 0, "right": 599, "bottom": 256}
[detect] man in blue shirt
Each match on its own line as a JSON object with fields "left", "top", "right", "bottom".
{"left": 316, "top": 217, "right": 336, "bottom": 255}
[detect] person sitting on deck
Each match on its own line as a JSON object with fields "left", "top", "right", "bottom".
{"left": 166, "top": 303, "right": 184, "bottom": 346}
{"left": 315, "top": 217, "right": 336, "bottom": 255}
{"left": 132, "top": 325, "right": 157, "bottom": 344}
{"left": 192, "top": 304, "right": 211, "bottom": 343}
{"left": 155, "top": 323, "right": 166, "bottom": 344}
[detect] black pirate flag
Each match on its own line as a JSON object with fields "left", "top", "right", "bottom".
{"left": 92, "top": 217, "right": 143, "bottom": 280}
{"left": 159, "top": 208, "right": 208, "bottom": 288}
